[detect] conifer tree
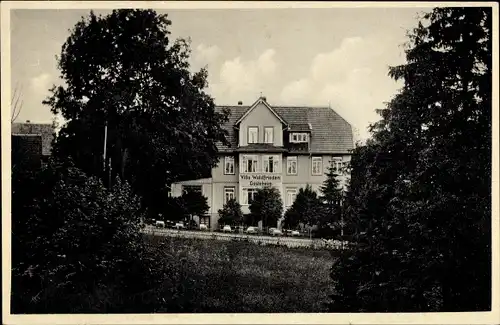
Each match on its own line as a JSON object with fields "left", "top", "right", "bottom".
{"left": 330, "top": 7, "right": 491, "bottom": 312}
{"left": 319, "top": 162, "right": 343, "bottom": 228}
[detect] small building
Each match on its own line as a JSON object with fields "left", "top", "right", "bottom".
{"left": 12, "top": 121, "right": 55, "bottom": 170}
{"left": 171, "top": 96, "right": 354, "bottom": 230}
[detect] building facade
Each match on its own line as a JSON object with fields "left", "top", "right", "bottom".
{"left": 171, "top": 96, "right": 354, "bottom": 230}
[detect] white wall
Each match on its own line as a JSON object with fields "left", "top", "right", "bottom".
{"left": 238, "top": 102, "right": 284, "bottom": 146}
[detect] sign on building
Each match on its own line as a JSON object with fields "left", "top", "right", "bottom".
{"left": 239, "top": 174, "right": 282, "bottom": 188}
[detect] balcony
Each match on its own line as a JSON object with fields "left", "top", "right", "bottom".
{"left": 236, "top": 143, "right": 288, "bottom": 153}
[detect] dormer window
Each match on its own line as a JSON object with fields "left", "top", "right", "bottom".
{"left": 290, "top": 132, "right": 309, "bottom": 143}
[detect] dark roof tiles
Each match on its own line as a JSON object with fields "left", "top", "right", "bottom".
{"left": 306, "top": 107, "right": 353, "bottom": 153}
{"left": 11, "top": 123, "right": 55, "bottom": 156}
{"left": 289, "top": 124, "right": 311, "bottom": 132}
{"left": 216, "top": 106, "right": 246, "bottom": 152}
{"left": 215, "top": 104, "right": 353, "bottom": 154}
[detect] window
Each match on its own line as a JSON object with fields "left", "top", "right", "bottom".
{"left": 224, "top": 156, "right": 235, "bottom": 175}
{"left": 331, "top": 157, "right": 343, "bottom": 175}
{"left": 286, "top": 188, "right": 297, "bottom": 206}
{"left": 263, "top": 155, "right": 280, "bottom": 173}
{"left": 264, "top": 127, "right": 274, "bottom": 144}
{"left": 289, "top": 133, "right": 309, "bottom": 143}
{"left": 287, "top": 156, "right": 297, "bottom": 175}
{"left": 224, "top": 187, "right": 236, "bottom": 203}
{"left": 243, "top": 155, "right": 259, "bottom": 173}
{"left": 330, "top": 157, "right": 350, "bottom": 175}
{"left": 312, "top": 157, "right": 322, "bottom": 175}
{"left": 342, "top": 161, "right": 350, "bottom": 174}
{"left": 248, "top": 127, "right": 258, "bottom": 144}
{"left": 242, "top": 188, "right": 258, "bottom": 205}
{"left": 182, "top": 185, "right": 202, "bottom": 194}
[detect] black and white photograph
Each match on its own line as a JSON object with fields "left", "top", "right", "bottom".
{"left": 2, "top": 1, "right": 498, "bottom": 324}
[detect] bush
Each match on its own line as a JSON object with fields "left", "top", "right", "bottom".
{"left": 249, "top": 187, "right": 283, "bottom": 228}
{"left": 315, "top": 225, "right": 340, "bottom": 239}
{"left": 180, "top": 189, "right": 209, "bottom": 220}
{"left": 11, "top": 159, "right": 149, "bottom": 313}
{"left": 284, "top": 185, "right": 323, "bottom": 229}
{"left": 283, "top": 208, "right": 301, "bottom": 230}
{"left": 243, "top": 213, "right": 256, "bottom": 226}
{"left": 160, "top": 196, "right": 187, "bottom": 221}
{"left": 218, "top": 199, "right": 243, "bottom": 226}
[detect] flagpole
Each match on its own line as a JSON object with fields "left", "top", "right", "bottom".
{"left": 103, "top": 122, "right": 108, "bottom": 172}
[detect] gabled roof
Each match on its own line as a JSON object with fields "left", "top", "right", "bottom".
{"left": 11, "top": 122, "right": 55, "bottom": 156}
{"left": 234, "top": 97, "right": 288, "bottom": 127}
{"left": 215, "top": 102, "right": 354, "bottom": 154}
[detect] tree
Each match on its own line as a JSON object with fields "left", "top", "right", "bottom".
{"left": 218, "top": 199, "right": 243, "bottom": 226}
{"left": 144, "top": 186, "right": 172, "bottom": 219}
{"left": 243, "top": 213, "right": 257, "bottom": 227}
{"left": 180, "top": 189, "right": 209, "bottom": 224}
{"left": 282, "top": 208, "right": 301, "bottom": 230}
{"left": 330, "top": 7, "right": 491, "bottom": 312}
{"left": 287, "top": 185, "right": 323, "bottom": 227}
{"left": 319, "top": 162, "right": 343, "bottom": 228}
{"left": 249, "top": 187, "right": 283, "bottom": 228}
{"left": 43, "top": 9, "right": 229, "bottom": 208}
{"left": 158, "top": 196, "right": 187, "bottom": 222}
{"left": 11, "top": 158, "right": 148, "bottom": 313}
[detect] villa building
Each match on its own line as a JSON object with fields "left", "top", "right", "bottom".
{"left": 171, "top": 96, "right": 354, "bottom": 230}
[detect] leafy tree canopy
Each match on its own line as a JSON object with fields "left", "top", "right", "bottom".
{"left": 283, "top": 208, "right": 301, "bottom": 230}
{"left": 249, "top": 187, "right": 283, "bottom": 228}
{"left": 218, "top": 199, "right": 244, "bottom": 226}
{"left": 288, "top": 185, "right": 323, "bottom": 227}
{"left": 180, "top": 189, "right": 210, "bottom": 218}
{"left": 44, "top": 9, "right": 229, "bottom": 208}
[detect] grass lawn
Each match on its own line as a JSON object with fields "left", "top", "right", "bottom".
{"left": 145, "top": 234, "right": 337, "bottom": 313}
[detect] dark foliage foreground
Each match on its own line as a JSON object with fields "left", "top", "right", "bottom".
{"left": 11, "top": 160, "right": 335, "bottom": 313}
{"left": 12, "top": 178, "right": 335, "bottom": 314}
{"left": 11, "top": 159, "right": 152, "bottom": 313}
{"left": 330, "top": 7, "right": 492, "bottom": 312}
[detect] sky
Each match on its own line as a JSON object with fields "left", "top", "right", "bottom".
{"left": 10, "top": 7, "right": 430, "bottom": 141}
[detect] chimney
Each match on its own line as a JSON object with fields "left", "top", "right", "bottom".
{"left": 261, "top": 96, "right": 267, "bottom": 101}
{"left": 26, "top": 120, "right": 31, "bottom": 123}
{"left": 238, "top": 101, "right": 243, "bottom": 105}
